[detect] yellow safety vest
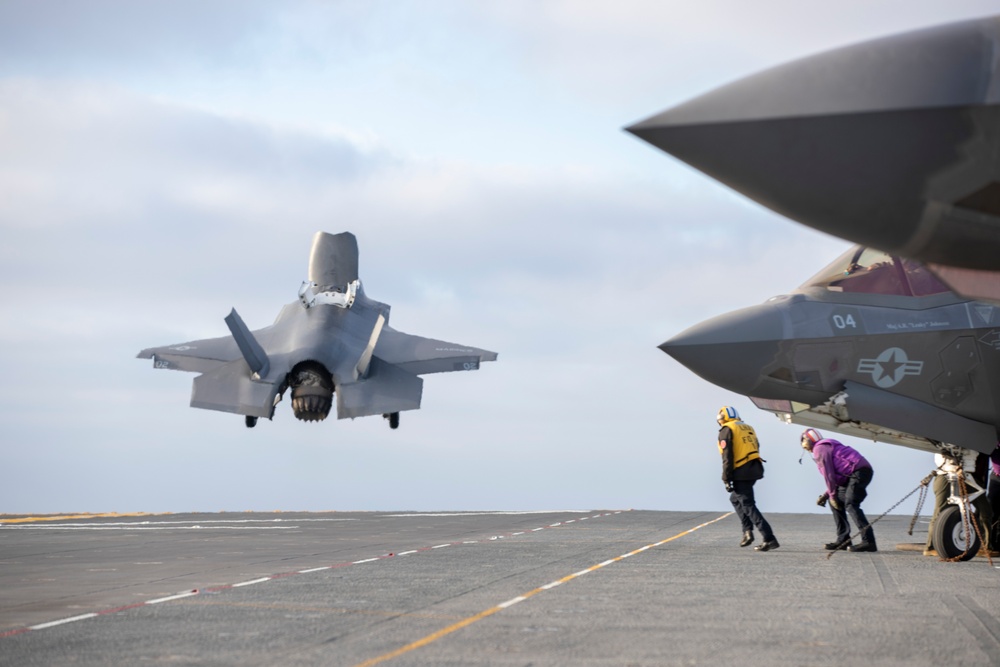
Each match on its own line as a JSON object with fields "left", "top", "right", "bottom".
{"left": 718, "top": 420, "right": 761, "bottom": 468}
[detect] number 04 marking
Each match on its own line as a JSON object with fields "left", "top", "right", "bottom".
{"left": 832, "top": 314, "right": 857, "bottom": 329}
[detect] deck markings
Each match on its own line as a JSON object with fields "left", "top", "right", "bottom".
{"left": 351, "top": 512, "right": 731, "bottom": 667}
{"left": 1, "top": 510, "right": 629, "bottom": 638}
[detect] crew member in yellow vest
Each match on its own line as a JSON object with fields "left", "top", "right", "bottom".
{"left": 717, "top": 406, "right": 779, "bottom": 551}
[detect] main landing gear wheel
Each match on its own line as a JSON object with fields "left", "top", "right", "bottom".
{"left": 932, "top": 504, "right": 980, "bottom": 561}
{"left": 383, "top": 412, "right": 400, "bottom": 429}
{"left": 245, "top": 416, "right": 258, "bottom": 429}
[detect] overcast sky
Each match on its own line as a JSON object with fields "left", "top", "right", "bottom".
{"left": 1, "top": 1, "right": 996, "bottom": 517}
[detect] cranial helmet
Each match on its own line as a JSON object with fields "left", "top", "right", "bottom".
{"left": 801, "top": 428, "right": 822, "bottom": 450}
{"left": 717, "top": 406, "right": 739, "bottom": 425}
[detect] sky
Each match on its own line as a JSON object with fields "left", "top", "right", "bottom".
{"left": 1, "top": 1, "right": 997, "bottom": 516}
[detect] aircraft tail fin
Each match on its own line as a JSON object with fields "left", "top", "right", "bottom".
{"left": 224, "top": 308, "right": 270, "bottom": 378}
{"left": 308, "top": 231, "right": 359, "bottom": 290}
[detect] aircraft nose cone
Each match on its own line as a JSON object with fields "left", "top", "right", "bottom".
{"left": 660, "top": 303, "right": 784, "bottom": 396}
{"left": 627, "top": 16, "right": 1000, "bottom": 269}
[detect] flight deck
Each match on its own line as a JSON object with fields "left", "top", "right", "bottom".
{"left": 1, "top": 510, "right": 998, "bottom": 666}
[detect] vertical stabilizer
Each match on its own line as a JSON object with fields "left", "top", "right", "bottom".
{"left": 308, "top": 232, "right": 359, "bottom": 290}
{"left": 224, "top": 309, "right": 270, "bottom": 379}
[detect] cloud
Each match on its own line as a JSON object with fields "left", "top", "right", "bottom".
{"left": 0, "top": 3, "right": 970, "bottom": 514}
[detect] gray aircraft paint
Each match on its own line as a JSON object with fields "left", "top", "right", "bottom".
{"left": 631, "top": 17, "right": 1000, "bottom": 455}
{"left": 138, "top": 231, "right": 497, "bottom": 427}
{"left": 626, "top": 15, "right": 1000, "bottom": 273}
{"left": 661, "top": 247, "right": 1000, "bottom": 454}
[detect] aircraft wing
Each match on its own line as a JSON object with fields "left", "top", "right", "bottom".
{"left": 373, "top": 326, "right": 498, "bottom": 375}
{"left": 137, "top": 334, "right": 243, "bottom": 374}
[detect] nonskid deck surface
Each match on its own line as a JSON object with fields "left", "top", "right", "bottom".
{"left": 1, "top": 510, "right": 998, "bottom": 666}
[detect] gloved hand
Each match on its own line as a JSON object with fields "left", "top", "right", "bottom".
{"left": 725, "top": 481, "right": 734, "bottom": 492}
{"left": 816, "top": 493, "right": 829, "bottom": 507}
{"left": 829, "top": 496, "right": 842, "bottom": 511}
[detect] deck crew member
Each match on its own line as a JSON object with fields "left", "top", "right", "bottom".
{"left": 717, "top": 406, "right": 779, "bottom": 551}
{"left": 801, "top": 429, "right": 876, "bottom": 552}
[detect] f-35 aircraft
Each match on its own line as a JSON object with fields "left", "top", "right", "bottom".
{"left": 628, "top": 15, "right": 1000, "bottom": 302}
{"left": 628, "top": 17, "right": 1000, "bottom": 558}
{"left": 138, "top": 232, "right": 497, "bottom": 429}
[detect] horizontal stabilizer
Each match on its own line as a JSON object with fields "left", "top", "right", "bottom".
{"left": 191, "top": 359, "right": 279, "bottom": 418}
{"left": 224, "top": 308, "right": 270, "bottom": 378}
{"left": 336, "top": 358, "right": 422, "bottom": 419}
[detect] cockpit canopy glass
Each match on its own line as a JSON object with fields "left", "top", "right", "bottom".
{"left": 801, "top": 246, "right": 950, "bottom": 297}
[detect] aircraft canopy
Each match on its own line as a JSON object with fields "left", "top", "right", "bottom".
{"left": 802, "top": 246, "right": 950, "bottom": 297}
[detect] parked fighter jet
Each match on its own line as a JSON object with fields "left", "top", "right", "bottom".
{"left": 627, "top": 15, "right": 1000, "bottom": 302}
{"left": 628, "top": 17, "right": 1000, "bottom": 558}
{"left": 138, "top": 231, "right": 497, "bottom": 429}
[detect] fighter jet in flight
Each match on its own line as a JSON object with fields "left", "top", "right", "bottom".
{"left": 138, "top": 231, "right": 497, "bottom": 430}
{"left": 628, "top": 17, "right": 1000, "bottom": 558}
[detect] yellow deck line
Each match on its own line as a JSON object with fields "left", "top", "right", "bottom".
{"left": 0, "top": 512, "right": 169, "bottom": 524}
{"left": 351, "top": 512, "right": 732, "bottom": 667}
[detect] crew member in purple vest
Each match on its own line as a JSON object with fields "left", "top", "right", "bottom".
{"left": 801, "top": 429, "right": 876, "bottom": 552}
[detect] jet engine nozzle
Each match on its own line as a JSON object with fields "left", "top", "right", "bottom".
{"left": 660, "top": 303, "right": 784, "bottom": 397}
{"left": 289, "top": 361, "right": 333, "bottom": 422}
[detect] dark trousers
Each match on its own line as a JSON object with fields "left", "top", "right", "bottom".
{"left": 925, "top": 473, "right": 949, "bottom": 550}
{"left": 730, "top": 479, "right": 774, "bottom": 541}
{"left": 831, "top": 466, "right": 875, "bottom": 546}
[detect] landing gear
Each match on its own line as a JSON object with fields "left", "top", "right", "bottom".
{"left": 932, "top": 504, "right": 980, "bottom": 561}
{"left": 383, "top": 412, "right": 400, "bottom": 429}
{"left": 245, "top": 415, "right": 258, "bottom": 429}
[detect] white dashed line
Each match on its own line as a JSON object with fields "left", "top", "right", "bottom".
{"left": 497, "top": 596, "right": 527, "bottom": 609}
{"left": 29, "top": 614, "right": 98, "bottom": 630}
{"left": 232, "top": 577, "right": 271, "bottom": 588}
{"left": 146, "top": 591, "right": 198, "bottom": 605}
{"left": 5, "top": 509, "right": 633, "bottom": 638}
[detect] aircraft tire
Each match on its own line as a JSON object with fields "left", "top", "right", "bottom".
{"left": 932, "top": 504, "right": 980, "bottom": 561}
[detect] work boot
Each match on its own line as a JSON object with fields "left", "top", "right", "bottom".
{"left": 824, "top": 540, "right": 851, "bottom": 550}
{"left": 739, "top": 531, "right": 754, "bottom": 547}
{"left": 923, "top": 547, "right": 938, "bottom": 557}
{"left": 754, "top": 538, "right": 780, "bottom": 552}
{"left": 847, "top": 542, "right": 877, "bottom": 552}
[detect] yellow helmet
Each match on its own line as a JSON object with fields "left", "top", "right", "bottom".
{"left": 716, "top": 406, "right": 739, "bottom": 425}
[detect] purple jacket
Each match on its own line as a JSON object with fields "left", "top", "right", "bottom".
{"left": 812, "top": 439, "right": 871, "bottom": 498}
